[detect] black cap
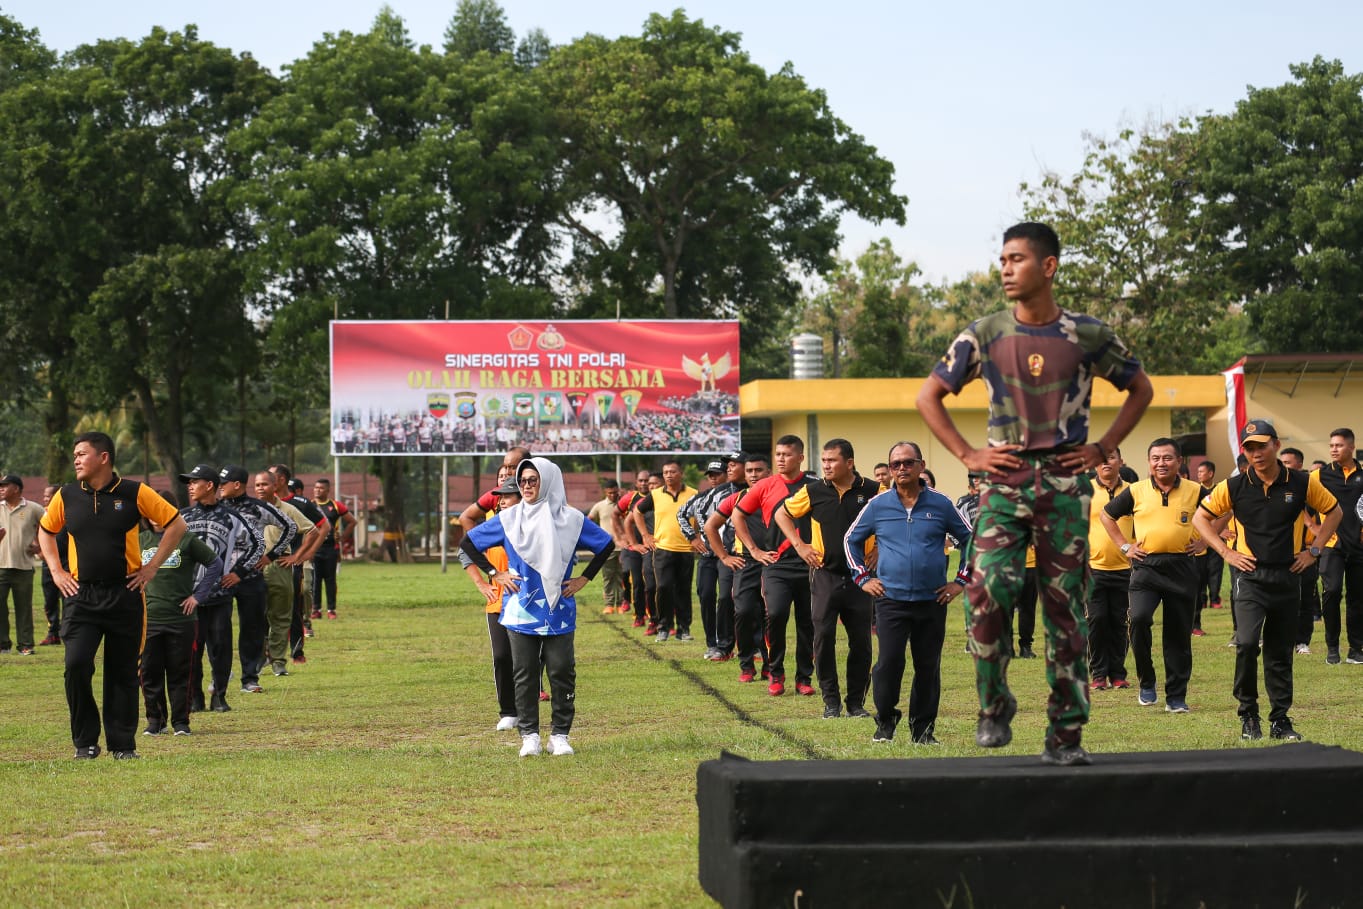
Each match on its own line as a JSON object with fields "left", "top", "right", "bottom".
{"left": 218, "top": 465, "right": 249, "bottom": 485}
{"left": 706, "top": 460, "right": 724, "bottom": 473}
{"left": 1240, "top": 420, "right": 1278, "bottom": 446}
{"left": 179, "top": 464, "right": 220, "bottom": 484}
{"left": 0, "top": 473, "right": 21, "bottom": 488}
{"left": 287, "top": 478, "right": 304, "bottom": 493}
{"left": 728, "top": 451, "right": 745, "bottom": 463}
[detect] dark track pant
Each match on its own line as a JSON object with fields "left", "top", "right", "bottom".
{"left": 191, "top": 596, "right": 234, "bottom": 703}
{"left": 231, "top": 575, "right": 268, "bottom": 687}
{"left": 1232, "top": 567, "right": 1298, "bottom": 722}
{"left": 1087, "top": 568, "right": 1131, "bottom": 682}
{"left": 734, "top": 562, "right": 768, "bottom": 672}
{"left": 1012, "top": 567, "right": 1037, "bottom": 649}
{"left": 1128, "top": 554, "right": 1197, "bottom": 700}
{"left": 653, "top": 549, "right": 694, "bottom": 634}
{"left": 1319, "top": 548, "right": 1363, "bottom": 652}
{"left": 62, "top": 581, "right": 143, "bottom": 753}
{"left": 141, "top": 622, "right": 195, "bottom": 731}
{"left": 313, "top": 550, "right": 339, "bottom": 613}
{"left": 41, "top": 566, "right": 62, "bottom": 637}
{"left": 642, "top": 551, "right": 657, "bottom": 621}
{"left": 1296, "top": 564, "right": 1320, "bottom": 647}
{"left": 509, "top": 630, "right": 574, "bottom": 736}
{"left": 811, "top": 569, "right": 873, "bottom": 711}
{"left": 714, "top": 558, "right": 736, "bottom": 654}
{"left": 872, "top": 597, "right": 947, "bottom": 739}
{"left": 762, "top": 569, "right": 813, "bottom": 684}
{"left": 290, "top": 564, "right": 306, "bottom": 659}
{"left": 487, "top": 613, "right": 516, "bottom": 719}
{"left": 621, "top": 549, "right": 646, "bottom": 620}
{"left": 696, "top": 555, "right": 720, "bottom": 648}
{"left": 0, "top": 567, "right": 35, "bottom": 650}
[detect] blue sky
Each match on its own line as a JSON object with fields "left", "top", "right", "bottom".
{"left": 5, "top": 1, "right": 1362, "bottom": 281}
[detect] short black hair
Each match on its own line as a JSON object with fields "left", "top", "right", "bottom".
{"left": 1002, "top": 221, "right": 1060, "bottom": 261}
{"left": 774, "top": 434, "right": 804, "bottom": 454}
{"left": 602, "top": 478, "right": 619, "bottom": 489}
{"left": 661, "top": 459, "right": 682, "bottom": 471}
{"left": 744, "top": 453, "right": 770, "bottom": 467}
{"left": 1198, "top": 460, "right": 1216, "bottom": 474}
{"left": 873, "top": 462, "right": 889, "bottom": 471}
{"left": 1331, "top": 428, "right": 1355, "bottom": 445}
{"left": 74, "top": 431, "right": 116, "bottom": 463}
{"left": 270, "top": 463, "right": 292, "bottom": 481}
{"left": 823, "top": 438, "right": 854, "bottom": 460}
{"left": 315, "top": 477, "right": 332, "bottom": 487}
{"left": 1148, "top": 437, "right": 1181, "bottom": 457}
{"left": 1279, "top": 449, "right": 1303, "bottom": 462}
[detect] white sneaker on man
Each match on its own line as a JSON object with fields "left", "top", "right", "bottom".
{"left": 496, "top": 716, "right": 517, "bottom": 731}
{"left": 547, "top": 733, "right": 574, "bottom": 756}
{"left": 519, "top": 733, "right": 541, "bottom": 757}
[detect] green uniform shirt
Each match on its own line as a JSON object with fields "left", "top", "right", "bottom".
{"left": 139, "top": 530, "right": 222, "bottom": 626}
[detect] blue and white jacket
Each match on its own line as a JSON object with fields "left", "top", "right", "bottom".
{"left": 844, "top": 486, "right": 972, "bottom": 602}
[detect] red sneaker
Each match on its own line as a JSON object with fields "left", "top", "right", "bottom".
{"left": 795, "top": 682, "right": 816, "bottom": 696}
{"left": 38, "top": 634, "right": 61, "bottom": 646}
{"left": 1111, "top": 679, "right": 1131, "bottom": 690}
{"left": 761, "top": 668, "right": 771, "bottom": 681}
{"left": 631, "top": 618, "right": 646, "bottom": 628}
{"left": 713, "top": 652, "right": 733, "bottom": 662}
{"left": 738, "top": 670, "right": 756, "bottom": 683}
{"left": 645, "top": 623, "right": 658, "bottom": 636}
{"left": 617, "top": 604, "right": 631, "bottom": 614}
{"left": 1091, "top": 677, "right": 1110, "bottom": 690}
{"left": 1192, "top": 628, "right": 1205, "bottom": 637}
{"left": 1210, "top": 598, "right": 1222, "bottom": 609}
{"left": 539, "top": 690, "right": 550, "bottom": 701}
{"left": 768, "top": 676, "right": 785, "bottom": 697}
{"left": 311, "top": 609, "right": 322, "bottom": 619}
{"left": 326, "top": 610, "right": 337, "bottom": 620}
{"left": 292, "top": 654, "right": 307, "bottom": 665}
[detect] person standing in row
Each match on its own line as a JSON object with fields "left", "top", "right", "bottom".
{"left": 311, "top": 477, "right": 354, "bottom": 620}
{"left": 37, "top": 485, "right": 67, "bottom": 646}
{"left": 634, "top": 461, "right": 697, "bottom": 643}
{"left": 680, "top": 455, "right": 745, "bottom": 660}
{"left": 1279, "top": 448, "right": 1322, "bottom": 655}
{"left": 587, "top": 479, "right": 626, "bottom": 615}
{"left": 1195, "top": 460, "right": 1224, "bottom": 619}
{"left": 0, "top": 473, "right": 44, "bottom": 655}
{"left": 179, "top": 464, "right": 264, "bottom": 713}
{"left": 139, "top": 492, "right": 223, "bottom": 737}
{"left": 615, "top": 471, "right": 650, "bottom": 628}
{"left": 1100, "top": 438, "right": 1204, "bottom": 712}
{"left": 1314, "top": 429, "right": 1363, "bottom": 665}
{"left": 458, "top": 472, "right": 521, "bottom": 732}
{"left": 734, "top": 436, "right": 818, "bottom": 697}
{"left": 1087, "top": 448, "right": 1133, "bottom": 691}
{"left": 846, "top": 442, "right": 972, "bottom": 744}
{"left": 705, "top": 453, "right": 772, "bottom": 681}
{"left": 917, "top": 221, "right": 1152, "bottom": 765}
{"left": 39, "top": 432, "right": 186, "bottom": 759}
{"left": 460, "top": 458, "right": 615, "bottom": 758}
{"left": 775, "top": 439, "right": 880, "bottom": 718}
{"left": 1195, "top": 420, "right": 1340, "bottom": 741}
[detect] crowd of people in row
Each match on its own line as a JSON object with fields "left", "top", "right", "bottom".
{"left": 0, "top": 438, "right": 354, "bottom": 758}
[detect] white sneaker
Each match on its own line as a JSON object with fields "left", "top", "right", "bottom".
{"left": 496, "top": 716, "right": 517, "bottom": 731}
{"left": 518, "top": 733, "right": 541, "bottom": 757}
{"left": 548, "top": 733, "right": 574, "bottom": 756}
{"left": 1295, "top": 644, "right": 1312, "bottom": 655}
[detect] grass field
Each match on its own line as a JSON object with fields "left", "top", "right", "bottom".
{"left": 1, "top": 561, "right": 1361, "bottom": 906}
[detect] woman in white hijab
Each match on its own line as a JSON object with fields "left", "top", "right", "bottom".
{"left": 461, "top": 458, "right": 615, "bottom": 757}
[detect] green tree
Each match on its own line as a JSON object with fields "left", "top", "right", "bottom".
{"left": 443, "top": 0, "right": 514, "bottom": 58}
{"left": 1019, "top": 123, "right": 1231, "bottom": 373}
{"left": 539, "top": 10, "right": 906, "bottom": 374}
{"left": 1190, "top": 57, "right": 1363, "bottom": 353}
{"left": 235, "top": 8, "right": 558, "bottom": 557}
{"left": 514, "top": 27, "right": 552, "bottom": 69}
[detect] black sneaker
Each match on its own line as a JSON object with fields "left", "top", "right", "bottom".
{"left": 846, "top": 706, "right": 872, "bottom": 718}
{"left": 1041, "top": 742, "right": 1092, "bottom": 766}
{"left": 872, "top": 723, "right": 895, "bottom": 743}
{"left": 111, "top": 750, "right": 141, "bottom": 760}
{"left": 1327, "top": 648, "right": 1342, "bottom": 665}
{"left": 1240, "top": 715, "right": 1263, "bottom": 741}
{"left": 1270, "top": 719, "right": 1303, "bottom": 742}
{"left": 912, "top": 731, "right": 941, "bottom": 746}
{"left": 1018, "top": 645, "right": 1037, "bottom": 659}
{"left": 189, "top": 695, "right": 206, "bottom": 713}
{"left": 1347, "top": 650, "right": 1363, "bottom": 665}
{"left": 210, "top": 692, "right": 231, "bottom": 712}
{"left": 976, "top": 698, "right": 1018, "bottom": 748}
{"left": 143, "top": 722, "right": 165, "bottom": 736}
{"left": 172, "top": 725, "right": 191, "bottom": 736}
{"left": 822, "top": 704, "right": 842, "bottom": 719}
{"left": 73, "top": 744, "right": 101, "bottom": 760}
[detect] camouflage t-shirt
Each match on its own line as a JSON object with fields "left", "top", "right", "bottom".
{"left": 932, "top": 308, "right": 1141, "bottom": 451}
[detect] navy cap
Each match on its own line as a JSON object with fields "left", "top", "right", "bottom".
{"left": 218, "top": 465, "right": 249, "bottom": 484}
{"left": 179, "top": 464, "right": 219, "bottom": 484}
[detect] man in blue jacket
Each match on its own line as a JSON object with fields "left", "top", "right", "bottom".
{"left": 846, "top": 442, "right": 972, "bottom": 745}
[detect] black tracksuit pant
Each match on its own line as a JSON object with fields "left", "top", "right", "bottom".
{"left": 734, "top": 560, "right": 768, "bottom": 672}
{"left": 762, "top": 568, "right": 813, "bottom": 685}
{"left": 1232, "top": 566, "right": 1298, "bottom": 722}
{"left": 41, "top": 565, "right": 62, "bottom": 637}
{"left": 487, "top": 613, "right": 516, "bottom": 719}
{"left": 1296, "top": 564, "right": 1320, "bottom": 647}
{"left": 191, "top": 595, "right": 234, "bottom": 704}
{"left": 696, "top": 554, "right": 719, "bottom": 648}
{"left": 871, "top": 597, "right": 947, "bottom": 739}
{"left": 714, "top": 558, "right": 736, "bottom": 654}
{"left": 231, "top": 575, "right": 268, "bottom": 687}
{"left": 1319, "top": 548, "right": 1363, "bottom": 652}
{"left": 313, "top": 549, "right": 339, "bottom": 613}
{"left": 509, "top": 630, "right": 574, "bottom": 736}
{"left": 1087, "top": 568, "right": 1131, "bottom": 682}
{"left": 62, "top": 581, "right": 143, "bottom": 753}
{"left": 653, "top": 549, "right": 694, "bottom": 634}
{"left": 1128, "top": 553, "right": 1197, "bottom": 700}
{"left": 141, "top": 622, "right": 196, "bottom": 731}
{"left": 811, "top": 569, "right": 873, "bottom": 711}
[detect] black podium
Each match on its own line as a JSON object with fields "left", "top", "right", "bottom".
{"left": 697, "top": 744, "right": 1363, "bottom": 908}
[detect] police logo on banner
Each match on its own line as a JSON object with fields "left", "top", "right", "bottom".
{"left": 454, "top": 392, "right": 477, "bottom": 420}
{"left": 427, "top": 393, "right": 450, "bottom": 419}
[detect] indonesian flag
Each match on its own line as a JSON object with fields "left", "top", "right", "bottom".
{"left": 1222, "top": 358, "right": 1246, "bottom": 466}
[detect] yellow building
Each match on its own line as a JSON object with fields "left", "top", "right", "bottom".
{"left": 740, "top": 376, "right": 1226, "bottom": 496}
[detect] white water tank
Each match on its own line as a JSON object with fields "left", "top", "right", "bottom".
{"left": 790, "top": 333, "right": 825, "bottom": 379}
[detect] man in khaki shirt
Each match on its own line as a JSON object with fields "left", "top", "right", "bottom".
{"left": 0, "top": 474, "right": 44, "bottom": 654}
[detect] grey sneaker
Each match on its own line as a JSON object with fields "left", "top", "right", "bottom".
{"left": 272, "top": 662, "right": 289, "bottom": 677}
{"left": 111, "top": 751, "right": 141, "bottom": 760}
{"left": 655, "top": 629, "right": 670, "bottom": 642}
{"left": 241, "top": 682, "right": 263, "bottom": 694}
{"left": 73, "top": 745, "right": 101, "bottom": 760}
{"left": 1327, "top": 648, "right": 1342, "bottom": 665}
{"left": 676, "top": 632, "right": 694, "bottom": 641}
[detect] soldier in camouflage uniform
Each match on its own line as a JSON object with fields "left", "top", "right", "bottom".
{"left": 917, "top": 222, "right": 1153, "bottom": 765}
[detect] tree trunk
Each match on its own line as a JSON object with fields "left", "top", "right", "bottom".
{"left": 131, "top": 377, "right": 186, "bottom": 502}
{"left": 379, "top": 457, "right": 409, "bottom": 563}
{"left": 43, "top": 384, "right": 72, "bottom": 483}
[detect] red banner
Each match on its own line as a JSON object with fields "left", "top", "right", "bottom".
{"left": 329, "top": 320, "right": 740, "bottom": 456}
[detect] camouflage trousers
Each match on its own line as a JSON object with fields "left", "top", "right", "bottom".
{"left": 967, "top": 456, "right": 1093, "bottom": 748}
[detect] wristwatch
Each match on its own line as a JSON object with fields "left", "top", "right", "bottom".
{"left": 1310, "top": 546, "right": 1323, "bottom": 559}
{"left": 1120, "top": 542, "right": 1133, "bottom": 555}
